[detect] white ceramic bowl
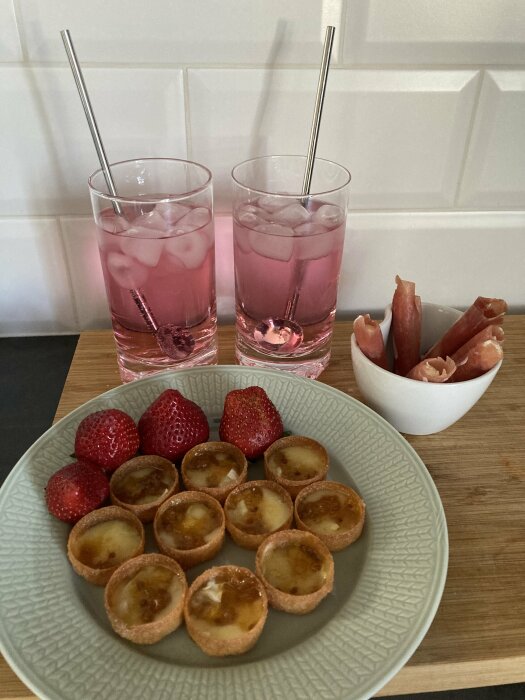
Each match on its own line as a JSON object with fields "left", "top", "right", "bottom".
{"left": 350, "top": 302, "right": 502, "bottom": 435}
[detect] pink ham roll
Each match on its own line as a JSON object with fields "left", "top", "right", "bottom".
{"left": 452, "top": 325, "right": 504, "bottom": 363}
{"left": 392, "top": 275, "right": 422, "bottom": 376}
{"left": 353, "top": 314, "right": 388, "bottom": 370}
{"left": 406, "top": 356, "right": 456, "bottom": 383}
{"left": 424, "top": 297, "right": 507, "bottom": 360}
{"left": 451, "top": 339, "right": 503, "bottom": 382}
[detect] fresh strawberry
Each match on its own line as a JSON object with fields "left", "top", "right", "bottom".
{"left": 138, "top": 389, "right": 209, "bottom": 461}
{"left": 45, "top": 461, "right": 110, "bottom": 523}
{"left": 219, "top": 386, "right": 283, "bottom": 460}
{"left": 74, "top": 408, "right": 139, "bottom": 471}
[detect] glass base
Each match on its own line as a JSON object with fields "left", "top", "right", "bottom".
{"left": 235, "top": 345, "right": 331, "bottom": 379}
{"left": 117, "top": 336, "right": 218, "bottom": 383}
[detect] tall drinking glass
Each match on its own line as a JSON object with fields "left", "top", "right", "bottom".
{"left": 89, "top": 158, "right": 218, "bottom": 382}
{"left": 231, "top": 155, "right": 350, "bottom": 378}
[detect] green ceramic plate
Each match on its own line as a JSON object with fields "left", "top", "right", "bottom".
{"left": 0, "top": 366, "right": 447, "bottom": 700}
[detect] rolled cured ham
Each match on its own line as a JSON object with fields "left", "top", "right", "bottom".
{"left": 450, "top": 339, "right": 503, "bottom": 382}
{"left": 424, "top": 297, "right": 507, "bottom": 360}
{"left": 452, "top": 325, "right": 504, "bottom": 363}
{"left": 353, "top": 314, "right": 388, "bottom": 370}
{"left": 392, "top": 276, "right": 422, "bottom": 376}
{"left": 406, "top": 356, "right": 456, "bottom": 383}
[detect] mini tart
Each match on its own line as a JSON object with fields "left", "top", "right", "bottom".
{"left": 104, "top": 553, "right": 187, "bottom": 645}
{"left": 109, "top": 455, "right": 179, "bottom": 522}
{"left": 181, "top": 441, "right": 248, "bottom": 503}
{"left": 184, "top": 565, "right": 268, "bottom": 656}
{"left": 255, "top": 529, "right": 334, "bottom": 614}
{"left": 153, "top": 491, "right": 225, "bottom": 569}
{"left": 223, "top": 480, "right": 293, "bottom": 550}
{"left": 294, "top": 481, "right": 365, "bottom": 552}
{"left": 264, "top": 435, "right": 329, "bottom": 498}
{"left": 67, "top": 505, "right": 145, "bottom": 585}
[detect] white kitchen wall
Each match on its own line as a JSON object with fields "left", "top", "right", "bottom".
{"left": 1, "top": 0, "right": 524, "bottom": 336}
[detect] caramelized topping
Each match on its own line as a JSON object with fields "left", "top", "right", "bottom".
{"left": 111, "top": 565, "right": 179, "bottom": 625}
{"left": 189, "top": 571, "right": 263, "bottom": 632}
{"left": 268, "top": 445, "right": 324, "bottom": 481}
{"left": 298, "top": 491, "right": 362, "bottom": 534}
{"left": 159, "top": 501, "right": 221, "bottom": 549}
{"left": 113, "top": 465, "right": 174, "bottom": 505}
{"left": 73, "top": 519, "right": 141, "bottom": 569}
{"left": 226, "top": 485, "right": 289, "bottom": 534}
{"left": 262, "top": 543, "right": 327, "bottom": 595}
{"left": 186, "top": 452, "right": 240, "bottom": 488}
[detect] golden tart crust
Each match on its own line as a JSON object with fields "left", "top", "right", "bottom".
{"left": 255, "top": 529, "right": 334, "bottom": 614}
{"left": 67, "top": 505, "right": 145, "bottom": 585}
{"left": 104, "top": 553, "right": 187, "bottom": 645}
{"left": 223, "top": 480, "right": 293, "bottom": 550}
{"left": 181, "top": 441, "right": 248, "bottom": 503}
{"left": 264, "top": 435, "right": 329, "bottom": 498}
{"left": 294, "top": 481, "right": 365, "bottom": 551}
{"left": 153, "top": 491, "right": 225, "bottom": 570}
{"left": 109, "top": 455, "right": 179, "bottom": 522}
{"left": 184, "top": 565, "right": 268, "bottom": 656}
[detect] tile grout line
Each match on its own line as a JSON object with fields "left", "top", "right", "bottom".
{"left": 55, "top": 216, "right": 81, "bottom": 333}
{"left": 10, "top": 0, "right": 29, "bottom": 63}
{"left": 182, "top": 67, "right": 193, "bottom": 161}
{"left": 452, "top": 69, "right": 487, "bottom": 207}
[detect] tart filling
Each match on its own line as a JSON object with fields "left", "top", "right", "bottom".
{"left": 185, "top": 565, "right": 268, "bottom": 655}
{"left": 105, "top": 553, "right": 187, "bottom": 645}
{"left": 110, "top": 455, "right": 179, "bottom": 522}
{"left": 260, "top": 541, "right": 330, "bottom": 596}
{"left": 294, "top": 481, "right": 365, "bottom": 551}
{"left": 154, "top": 492, "right": 225, "bottom": 569}
{"left": 264, "top": 436, "right": 329, "bottom": 498}
{"left": 72, "top": 518, "right": 142, "bottom": 570}
{"left": 112, "top": 460, "right": 175, "bottom": 506}
{"left": 181, "top": 442, "right": 247, "bottom": 503}
{"left": 67, "top": 506, "right": 145, "bottom": 585}
{"left": 226, "top": 483, "right": 290, "bottom": 535}
{"left": 110, "top": 564, "right": 184, "bottom": 626}
{"left": 157, "top": 500, "right": 222, "bottom": 550}
{"left": 255, "top": 530, "right": 334, "bottom": 614}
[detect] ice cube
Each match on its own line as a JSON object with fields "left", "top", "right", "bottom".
{"left": 132, "top": 209, "right": 170, "bottom": 232}
{"left": 294, "top": 222, "right": 333, "bottom": 261}
{"left": 166, "top": 229, "right": 209, "bottom": 269}
{"left": 99, "top": 212, "right": 130, "bottom": 234}
{"left": 257, "top": 195, "right": 288, "bottom": 214}
{"left": 274, "top": 202, "right": 311, "bottom": 227}
{"left": 120, "top": 228, "right": 165, "bottom": 267}
{"left": 249, "top": 223, "right": 294, "bottom": 262}
{"left": 155, "top": 201, "right": 191, "bottom": 225}
{"left": 313, "top": 204, "right": 345, "bottom": 228}
{"left": 106, "top": 252, "right": 149, "bottom": 289}
{"left": 176, "top": 207, "right": 211, "bottom": 231}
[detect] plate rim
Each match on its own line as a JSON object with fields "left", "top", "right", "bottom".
{"left": 0, "top": 365, "right": 448, "bottom": 700}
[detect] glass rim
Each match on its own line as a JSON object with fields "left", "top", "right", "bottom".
{"left": 88, "top": 157, "right": 213, "bottom": 204}
{"left": 231, "top": 154, "right": 351, "bottom": 198}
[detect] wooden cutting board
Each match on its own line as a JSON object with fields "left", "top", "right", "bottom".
{"left": 2, "top": 318, "right": 524, "bottom": 698}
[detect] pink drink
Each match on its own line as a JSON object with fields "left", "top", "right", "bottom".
{"left": 233, "top": 198, "right": 345, "bottom": 375}
{"left": 96, "top": 201, "right": 217, "bottom": 381}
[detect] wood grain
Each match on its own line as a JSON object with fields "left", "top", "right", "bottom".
{"left": 2, "top": 319, "right": 524, "bottom": 697}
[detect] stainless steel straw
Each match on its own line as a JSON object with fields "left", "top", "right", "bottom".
{"left": 301, "top": 25, "right": 335, "bottom": 199}
{"left": 61, "top": 30, "right": 122, "bottom": 216}
{"left": 286, "top": 25, "right": 335, "bottom": 322}
{"left": 60, "top": 29, "right": 194, "bottom": 360}
{"left": 254, "top": 26, "right": 336, "bottom": 350}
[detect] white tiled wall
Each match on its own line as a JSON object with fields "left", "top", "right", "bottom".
{"left": 1, "top": 0, "right": 524, "bottom": 335}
